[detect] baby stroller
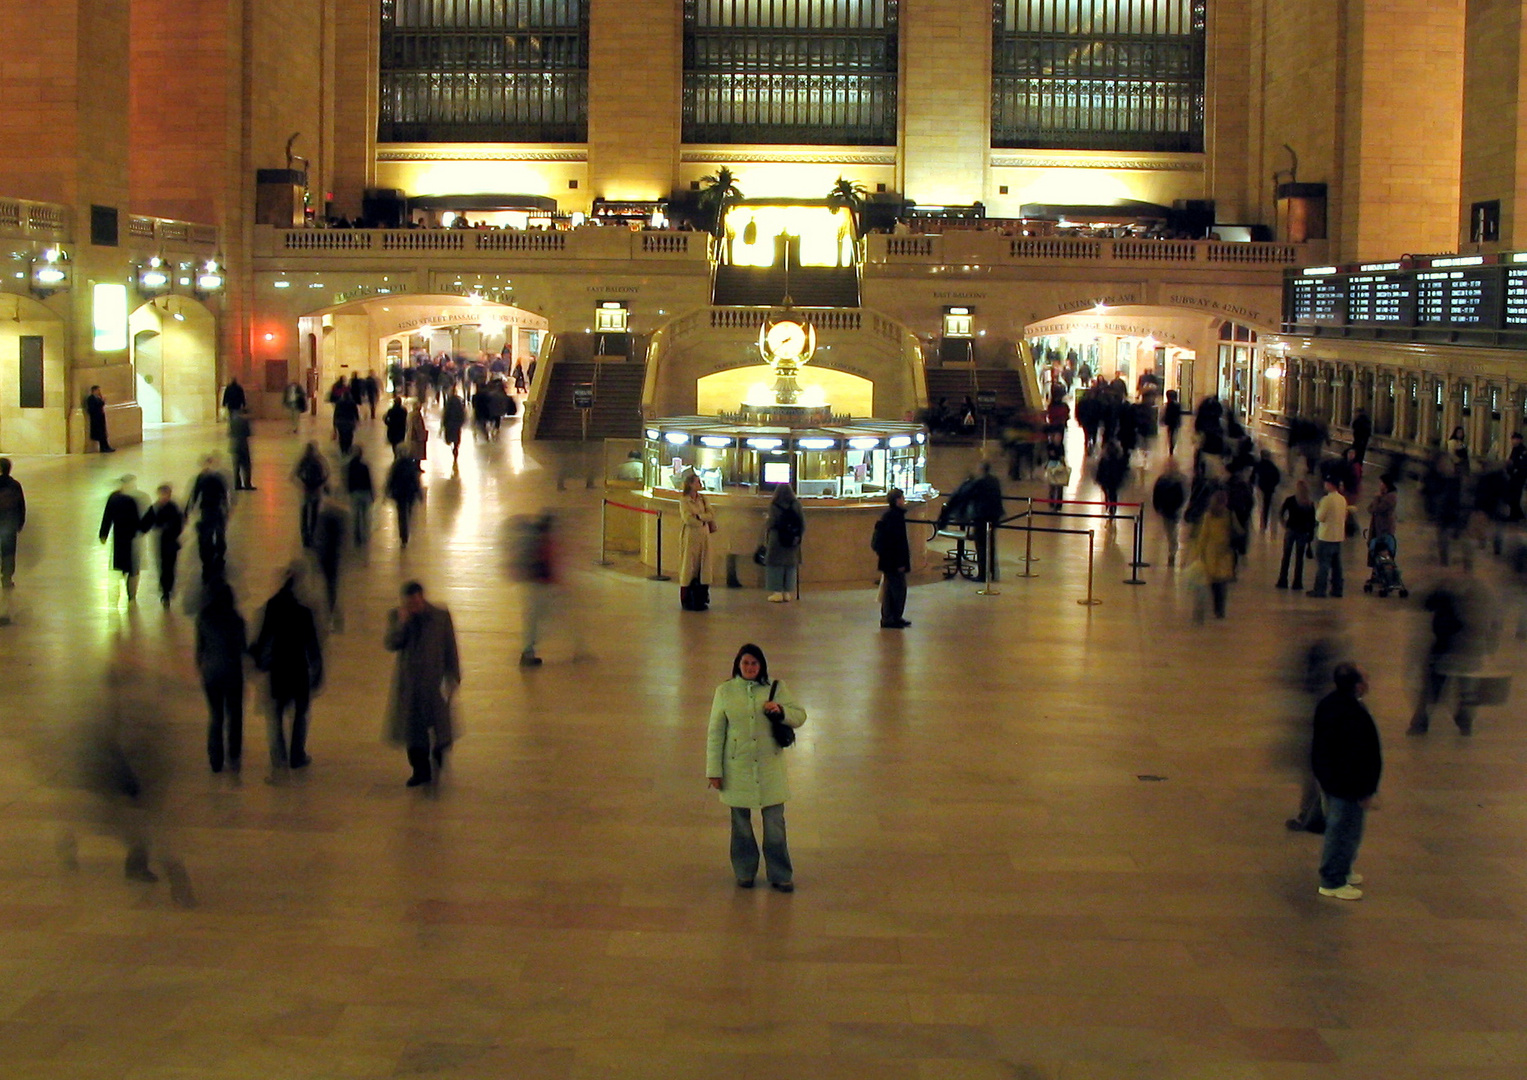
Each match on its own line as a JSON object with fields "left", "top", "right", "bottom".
{"left": 1363, "top": 532, "right": 1408, "bottom": 598}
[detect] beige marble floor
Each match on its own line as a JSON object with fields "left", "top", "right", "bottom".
{"left": 0, "top": 413, "right": 1524, "bottom": 1079}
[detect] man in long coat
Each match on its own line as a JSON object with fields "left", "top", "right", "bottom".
{"left": 384, "top": 581, "right": 461, "bottom": 787}
{"left": 99, "top": 475, "right": 146, "bottom": 603}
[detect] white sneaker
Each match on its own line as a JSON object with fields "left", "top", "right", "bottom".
{"left": 1318, "top": 884, "right": 1363, "bottom": 900}
{"left": 1346, "top": 873, "right": 1364, "bottom": 886}
{"left": 767, "top": 593, "right": 785, "bottom": 602}
{"left": 782, "top": 593, "right": 794, "bottom": 602}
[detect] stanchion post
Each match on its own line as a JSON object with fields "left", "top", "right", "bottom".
{"left": 598, "top": 499, "right": 612, "bottom": 566}
{"left": 1078, "top": 529, "right": 1103, "bottom": 606}
{"left": 1123, "top": 509, "right": 1147, "bottom": 586}
{"left": 649, "top": 511, "right": 672, "bottom": 582}
{"left": 1130, "top": 503, "right": 1151, "bottom": 571}
{"left": 1017, "top": 500, "right": 1037, "bottom": 579}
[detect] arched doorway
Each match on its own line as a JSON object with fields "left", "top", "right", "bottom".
{"left": 290, "top": 294, "right": 549, "bottom": 400}
{"left": 129, "top": 297, "right": 218, "bottom": 424}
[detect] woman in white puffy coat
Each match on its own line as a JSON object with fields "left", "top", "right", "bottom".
{"left": 705, "top": 643, "right": 807, "bottom": 891}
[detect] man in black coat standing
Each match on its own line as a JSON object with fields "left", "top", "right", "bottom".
{"left": 1350, "top": 406, "right": 1373, "bottom": 464}
{"left": 249, "top": 570, "right": 324, "bottom": 781}
{"left": 872, "top": 488, "right": 912, "bottom": 628}
{"left": 969, "top": 462, "right": 1005, "bottom": 583}
{"left": 1311, "top": 663, "right": 1382, "bottom": 901}
{"left": 221, "top": 379, "right": 247, "bottom": 417}
{"left": 0, "top": 458, "right": 24, "bottom": 590}
{"left": 85, "top": 385, "right": 113, "bottom": 452}
{"left": 196, "top": 579, "right": 247, "bottom": 773}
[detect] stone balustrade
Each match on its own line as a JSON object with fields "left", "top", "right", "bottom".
{"left": 867, "top": 231, "right": 1314, "bottom": 268}
{"left": 256, "top": 224, "right": 711, "bottom": 263}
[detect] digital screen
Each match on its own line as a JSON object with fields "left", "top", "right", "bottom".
{"left": 1446, "top": 270, "right": 1495, "bottom": 324}
{"left": 1346, "top": 274, "right": 1412, "bottom": 324}
{"left": 1505, "top": 267, "right": 1527, "bottom": 327}
{"left": 1416, "top": 272, "right": 1449, "bottom": 324}
{"left": 762, "top": 461, "right": 792, "bottom": 485}
{"left": 1289, "top": 277, "right": 1346, "bottom": 325}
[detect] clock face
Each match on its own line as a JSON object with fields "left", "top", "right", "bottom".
{"left": 766, "top": 321, "right": 808, "bottom": 360}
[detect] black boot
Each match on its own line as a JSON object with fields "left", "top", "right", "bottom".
{"left": 406, "top": 746, "right": 432, "bottom": 787}
{"left": 696, "top": 584, "right": 711, "bottom": 610}
{"left": 679, "top": 586, "right": 693, "bottom": 610}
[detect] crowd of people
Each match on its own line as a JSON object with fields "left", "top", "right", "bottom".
{"left": 7, "top": 356, "right": 1524, "bottom": 908}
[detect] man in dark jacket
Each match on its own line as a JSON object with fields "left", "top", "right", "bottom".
{"left": 196, "top": 579, "right": 247, "bottom": 773}
{"left": 1350, "top": 406, "right": 1373, "bottom": 464}
{"left": 187, "top": 456, "right": 232, "bottom": 577}
{"left": 1253, "top": 450, "right": 1282, "bottom": 531}
{"left": 221, "top": 379, "right": 246, "bottom": 417}
{"left": 872, "top": 488, "right": 912, "bottom": 628}
{"left": 143, "top": 483, "right": 184, "bottom": 607}
{"left": 249, "top": 570, "right": 324, "bottom": 780}
{"left": 85, "top": 385, "right": 114, "bottom": 452}
{"left": 332, "top": 392, "right": 361, "bottom": 455}
{"left": 228, "top": 408, "right": 255, "bottom": 490}
{"left": 384, "top": 396, "right": 409, "bottom": 457}
{"left": 1151, "top": 457, "right": 1187, "bottom": 567}
{"left": 1311, "top": 663, "right": 1382, "bottom": 900}
{"left": 969, "top": 462, "right": 1005, "bottom": 583}
{"left": 0, "top": 458, "right": 25, "bottom": 589}
{"left": 387, "top": 454, "right": 423, "bottom": 546}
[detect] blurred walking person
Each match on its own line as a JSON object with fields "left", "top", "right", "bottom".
{"left": 1187, "top": 488, "right": 1238, "bottom": 621}
{"left": 384, "top": 581, "right": 461, "bottom": 787}
{"left": 1312, "top": 663, "right": 1382, "bottom": 901}
{"left": 196, "top": 578, "right": 246, "bottom": 773}
{"left": 292, "top": 442, "right": 329, "bottom": 548}
{"left": 187, "top": 455, "right": 232, "bottom": 577}
{"left": 384, "top": 395, "right": 408, "bottom": 458}
{"left": 442, "top": 389, "right": 466, "bottom": 466}
{"left": 249, "top": 568, "right": 324, "bottom": 781}
{"left": 1253, "top": 450, "right": 1282, "bottom": 531}
{"left": 332, "top": 389, "right": 360, "bottom": 455}
{"left": 229, "top": 409, "right": 256, "bottom": 490}
{"left": 386, "top": 453, "right": 423, "bottom": 547}
{"left": 514, "top": 512, "right": 558, "bottom": 666}
{"left": 1151, "top": 456, "right": 1187, "bottom": 567}
{"left": 312, "top": 493, "right": 349, "bottom": 623}
{"left": 346, "top": 446, "right": 375, "bottom": 546}
{"left": 0, "top": 458, "right": 25, "bottom": 590}
{"left": 705, "top": 644, "right": 807, "bottom": 891}
{"left": 98, "top": 475, "right": 147, "bottom": 604}
{"left": 143, "top": 483, "right": 184, "bottom": 607}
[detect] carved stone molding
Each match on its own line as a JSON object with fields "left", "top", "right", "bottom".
{"left": 377, "top": 149, "right": 588, "bottom": 163}
{"left": 989, "top": 153, "right": 1204, "bottom": 172}
{"left": 681, "top": 149, "right": 897, "bottom": 166}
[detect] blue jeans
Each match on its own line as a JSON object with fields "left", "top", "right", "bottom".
{"left": 766, "top": 565, "right": 797, "bottom": 594}
{"left": 1311, "top": 539, "right": 1343, "bottom": 596}
{"left": 1319, "top": 795, "right": 1366, "bottom": 888}
{"left": 730, "top": 804, "right": 792, "bottom": 885}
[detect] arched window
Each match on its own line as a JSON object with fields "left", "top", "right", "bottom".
{"left": 992, "top": 0, "right": 1206, "bottom": 152}
{"left": 683, "top": 0, "right": 899, "bottom": 145}
{"left": 378, "top": 0, "right": 589, "bottom": 143}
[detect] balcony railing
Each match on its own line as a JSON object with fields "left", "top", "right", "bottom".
{"left": 257, "top": 225, "right": 709, "bottom": 262}
{"left": 129, "top": 215, "right": 219, "bottom": 253}
{"left": 868, "top": 232, "right": 1308, "bottom": 268}
{"left": 0, "top": 197, "right": 69, "bottom": 241}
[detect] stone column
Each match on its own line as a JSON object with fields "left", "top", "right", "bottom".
{"left": 587, "top": 0, "right": 681, "bottom": 208}
{"left": 901, "top": 0, "right": 990, "bottom": 205}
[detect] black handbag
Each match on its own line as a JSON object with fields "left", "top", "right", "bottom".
{"left": 753, "top": 544, "right": 767, "bottom": 565}
{"left": 766, "top": 680, "right": 795, "bottom": 748}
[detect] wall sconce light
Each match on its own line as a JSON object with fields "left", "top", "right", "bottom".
{"left": 136, "top": 256, "right": 171, "bottom": 294}
{"left": 195, "top": 258, "right": 225, "bottom": 296}
{"left": 30, "top": 247, "right": 71, "bottom": 297}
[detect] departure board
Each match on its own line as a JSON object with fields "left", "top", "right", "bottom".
{"left": 1285, "top": 261, "right": 1527, "bottom": 340}
{"left": 1288, "top": 276, "right": 1345, "bottom": 325}
{"left": 1505, "top": 267, "right": 1527, "bottom": 327}
{"left": 1346, "top": 274, "right": 1412, "bottom": 324}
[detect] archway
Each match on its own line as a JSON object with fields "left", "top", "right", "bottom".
{"left": 1024, "top": 303, "right": 1280, "bottom": 417}
{"left": 0, "top": 293, "right": 69, "bottom": 454}
{"left": 291, "top": 294, "right": 549, "bottom": 399}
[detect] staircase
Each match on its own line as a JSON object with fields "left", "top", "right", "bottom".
{"left": 923, "top": 368, "right": 1034, "bottom": 443}
{"left": 712, "top": 265, "right": 860, "bottom": 308}
{"left": 534, "top": 360, "right": 648, "bottom": 440}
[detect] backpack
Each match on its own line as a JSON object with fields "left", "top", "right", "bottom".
{"left": 774, "top": 507, "right": 803, "bottom": 548}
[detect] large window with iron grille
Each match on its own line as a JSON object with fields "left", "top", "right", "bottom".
{"left": 992, "top": 0, "right": 1205, "bottom": 152}
{"left": 684, "top": 0, "right": 898, "bottom": 146}
{"left": 379, "top": 0, "right": 588, "bottom": 144}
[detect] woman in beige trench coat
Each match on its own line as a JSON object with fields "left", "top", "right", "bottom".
{"left": 677, "top": 472, "right": 715, "bottom": 611}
